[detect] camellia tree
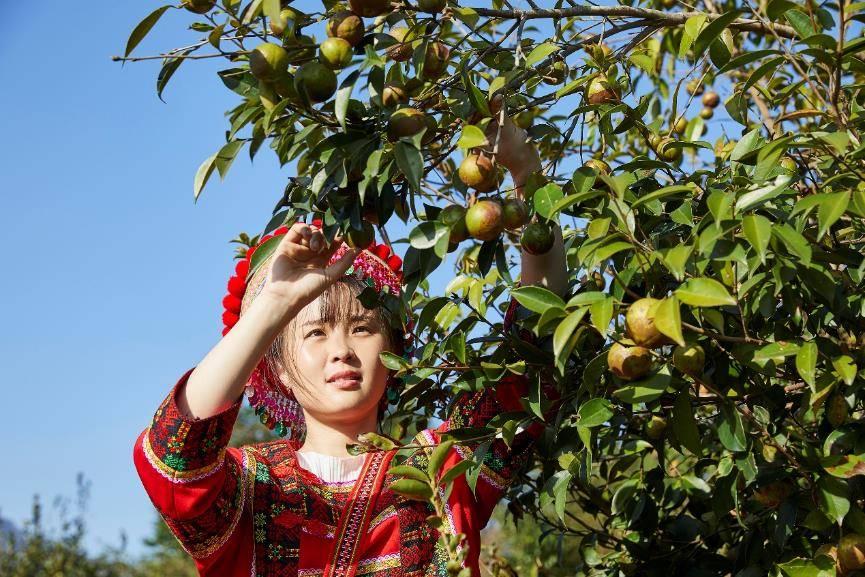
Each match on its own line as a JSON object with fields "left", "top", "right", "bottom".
{"left": 118, "top": 0, "right": 865, "bottom": 575}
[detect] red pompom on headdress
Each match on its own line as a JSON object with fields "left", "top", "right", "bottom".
{"left": 218, "top": 218, "right": 412, "bottom": 439}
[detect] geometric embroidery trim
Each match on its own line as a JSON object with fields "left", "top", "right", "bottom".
{"left": 142, "top": 426, "right": 226, "bottom": 483}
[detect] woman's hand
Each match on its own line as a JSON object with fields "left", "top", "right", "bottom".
{"left": 255, "top": 221, "right": 360, "bottom": 314}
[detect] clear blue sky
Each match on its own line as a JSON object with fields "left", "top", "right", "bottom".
{"left": 0, "top": 0, "right": 728, "bottom": 557}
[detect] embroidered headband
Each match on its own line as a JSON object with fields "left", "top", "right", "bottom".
{"left": 220, "top": 217, "right": 412, "bottom": 438}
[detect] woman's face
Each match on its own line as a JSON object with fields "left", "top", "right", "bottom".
{"left": 280, "top": 291, "right": 392, "bottom": 425}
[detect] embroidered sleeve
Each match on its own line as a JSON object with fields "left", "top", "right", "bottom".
{"left": 132, "top": 367, "right": 252, "bottom": 561}
{"left": 413, "top": 295, "right": 561, "bottom": 529}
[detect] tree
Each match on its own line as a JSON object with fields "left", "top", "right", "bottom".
{"left": 118, "top": 0, "right": 865, "bottom": 575}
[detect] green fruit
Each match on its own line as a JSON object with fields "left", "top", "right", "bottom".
{"left": 270, "top": 8, "right": 300, "bottom": 37}
{"left": 513, "top": 110, "right": 534, "bottom": 129}
{"left": 520, "top": 222, "right": 554, "bottom": 255}
{"left": 458, "top": 153, "right": 500, "bottom": 192}
{"left": 349, "top": 0, "right": 392, "bottom": 18}
{"left": 700, "top": 107, "right": 714, "bottom": 120}
{"left": 672, "top": 344, "right": 706, "bottom": 376}
{"left": 502, "top": 198, "right": 530, "bottom": 230}
{"left": 439, "top": 205, "right": 469, "bottom": 244}
{"left": 421, "top": 41, "right": 450, "bottom": 80}
{"left": 607, "top": 342, "right": 652, "bottom": 380}
{"left": 626, "top": 298, "right": 670, "bottom": 348}
{"left": 382, "top": 83, "right": 408, "bottom": 107}
{"left": 645, "top": 416, "right": 667, "bottom": 439}
{"left": 344, "top": 221, "right": 376, "bottom": 249}
{"left": 542, "top": 61, "right": 568, "bottom": 85}
{"left": 657, "top": 138, "right": 682, "bottom": 162}
{"left": 346, "top": 99, "right": 367, "bottom": 123}
{"left": 587, "top": 74, "right": 619, "bottom": 105}
{"left": 249, "top": 42, "right": 289, "bottom": 82}
{"left": 418, "top": 0, "right": 447, "bottom": 12}
{"left": 183, "top": 0, "right": 215, "bottom": 14}
{"left": 326, "top": 10, "right": 364, "bottom": 46}
{"left": 386, "top": 27, "right": 413, "bottom": 61}
{"left": 648, "top": 134, "right": 662, "bottom": 149}
{"left": 465, "top": 200, "right": 505, "bottom": 242}
{"left": 319, "top": 37, "right": 354, "bottom": 70}
{"left": 827, "top": 392, "right": 849, "bottom": 427}
{"left": 780, "top": 156, "right": 797, "bottom": 174}
{"left": 584, "top": 158, "right": 611, "bottom": 175}
{"left": 294, "top": 61, "right": 337, "bottom": 103}
{"left": 839, "top": 534, "right": 865, "bottom": 574}
{"left": 672, "top": 116, "right": 687, "bottom": 134}
{"left": 686, "top": 78, "right": 703, "bottom": 96}
{"left": 702, "top": 90, "right": 720, "bottom": 108}
{"left": 387, "top": 107, "right": 433, "bottom": 141}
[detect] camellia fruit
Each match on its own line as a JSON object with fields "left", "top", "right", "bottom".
{"left": 587, "top": 74, "right": 619, "bottom": 105}
{"left": 672, "top": 344, "right": 705, "bottom": 376}
{"left": 294, "top": 61, "right": 337, "bottom": 103}
{"left": 502, "top": 198, "right": 530, "bottom": 230}
{"left": 686, "top": 79, "right": 704, "bottom": 96}
{"left": 826, "top": 392, "right": 849, "bottom": 427}
{"left": 702, "top": 90, "right": 720, "bottom": 108}
{"left": 607, "top": 342, "right": 652, "bottom": 381}
{"left": 644, "top": 416, "right": 667, "bottom": 439}
{"left": 348, "top": 0, "right": 392, "bottom": 18}
{"left": 327, "top": 10, "right": 364, "bottom": 46}
{"left": 672, "top": 116, "right": 687, "bottom": 134}
{"left": 465, "top": 200, "right": 505, "bottom": 242}
{"left": 422, "top": 41, "right": 450, "bottom": 80}
{"left": 319, "top": 37, "right": 354, "bottom": 70}
{"left": 183, "top": 0, "right": 215, "bottom": 14}
{"left": 458, "top": 153, "right": 500, "bottom": 192}
{"left": 657, "top": 138, "right": 682, "bottom": 162}
{"left": 626, "top": 297, "right": 670, "bottom": 348}
{"left": 249, "top": 42, "right": 290, "bottom": 82}
{"left": 382, "top": 83, "right": 408, "bottom": 107}
{"left": 584, "top": 158, "right": 611, "bottom": 175}
{"left": 386, "top": 27, "right": 413, "bottom": 62}
{"left": 839, "top": 535, "right": 865, "bottom": 574}
{"left": 418, "top": 0, "right": 446, "bottom": 12}
{"left": 344, "top": 221, "right": 376, "bottom": 249}
{"left": 387, "top": 107, "right": 431, "bottom": 141}
{"left": 520, "top": 222, "right": 554, "bottom": 255}
{"left": 700, "top": 107, "right": 714, "bottom": 120}
{"left": 439, "top": 204, "right": 469, "bottom": 244}
{"left": 542, "top": 61, "right": 568, "bottom": 85}
{"left": 270, "top": 7, "right": 301, "bottom": 37}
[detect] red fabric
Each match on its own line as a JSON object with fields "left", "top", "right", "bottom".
{"left": 134, "top": 297, "right": 560, "bottom": 577}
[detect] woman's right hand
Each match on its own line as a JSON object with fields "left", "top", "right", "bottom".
{"left": 253, "top": 221, "right": 360, "bottom": 314}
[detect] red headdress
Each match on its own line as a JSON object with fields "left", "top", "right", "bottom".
{"left": 220, "top": 217, "right": 412, "bottom": 440}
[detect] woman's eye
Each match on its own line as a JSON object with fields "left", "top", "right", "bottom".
{"left": 306, "top": 329, "right": 325, "bottom": 338}
{"left": 354, "top": 325, "right": 371, "bottom": 333}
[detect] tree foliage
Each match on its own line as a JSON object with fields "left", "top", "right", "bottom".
{"left": 117, "top": 0, "right": 865, "bottom": 575}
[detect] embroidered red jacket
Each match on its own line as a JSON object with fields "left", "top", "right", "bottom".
{"left": 133, "top": 299, "right": 558, "bottom": 577}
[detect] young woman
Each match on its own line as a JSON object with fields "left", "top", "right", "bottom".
{"left": 133, "top": 118, "right": 567, "bottom": 577}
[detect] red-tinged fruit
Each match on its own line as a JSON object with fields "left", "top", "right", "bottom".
{"left": 587, "top": 75, "right": 619, "bottom": 105}
{"left": 327, "top": 10, "right": 364, "bottom": 46}
{"left": 465, "top": 200, "right": 505, "bottom": 242}
{"left": 319, "top": 37, "right": 354, "bottom": 70}
{"left": 607, "top": 342, "right": 652, "bottom": 380}
{"left": 183, "top": 0, "right": 215, "bottom": 14}
{"left": 349, "top": 0, "right": 392, "bottom": 17}
{"left": 249, "top": 42, "right": 289, "bottom": 82}
{"left": 626, "top": 297, "right": 671, "bottom": 348}
{"left": 458, "top": 153, "right": 500, "bottom": 192}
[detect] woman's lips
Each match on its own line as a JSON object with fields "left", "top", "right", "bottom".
{"left": 329, "top": 377, "right": 362, "bottom": 390}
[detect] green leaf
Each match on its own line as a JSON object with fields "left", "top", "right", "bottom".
{"left": 409, "top": 221, "right": 450, "bottom": 251}
{"left": 335, "top": 70, "right": 360, "bottom": 130}
{"left": 752, "top": 341, "right": 801, "bottom": 362}
{"left": 526, "top": 42, "right": 559, "bottom": 66}
{"left": 395, "top": 141, "right": 423, "bottom": 192}
{"left": 439, "top": 459, "right": 473, "bottom": 485}
{"left": 796, "top": 342, "right": 818, "bottom": 389}
{"left": 717, "top": 405, "right": 747, "bottom": 452}
{"left": 832, "top": 355, "right": 857, "bottom": 386}
{"left": 672, "top": 390, "right": 701, "bottom": 455}
{"left": 772, "top": 223, "right": 812, "bottom": 265}
{"left": 193, "top": 152, "right": 218, "bottom": 201}
{"left": 390, "top": 479, "right": 433, "bottom": 501}
{"left": 125, "top": 5, "right": 171, "bottom": 58}
{"left": 461, "top": 69, "right": 490, "bottom": 117}
{"left": 817, "top": 191, "right": 850, "bottom": 241}
{"left": 156, "top": 49, "right": 191, "bottom": 102}
{"left": 533, "top": 183, "right": 565, "bottom": 220}
{"left": 577, "top": 398, "right": 613, "bottom": 427}
{"left": 589, "top": 297, "right": 614, "bottom": 336}
{"left": 554, "top": 308, "right": 589, "bottom": 369}
{"left": 263, "top": 0, "right": 281, "bottom": 22}
{"left": 457, "top": 125, "right": 487, "bottom": 149}
{"left": 785, "top": 9, "right": 816, "bottom": 38}
{"left": 388, "top": 465, "right": 430, "bottom": 483}
{"left": 679, "top": 15, "right": 707, "bottom": 59}
{"left": 778, "top": 556, "right": 836, "bottom": 577}
{"left": 693, "top": 10, "right": 743, "bottom": 58}
{"left": 613, "top": 368, "right": 672, "bottom": 404}
{"left": 427, "top": 440, "right": 456, "bottom": 480}
{"left": 675, "top": 278, "right": 736, "bottom": 307}
{"left": 742, "top": 214, "right": 772, "bottom": 264}
{"left": 818, "top": 475, "right": 850, "bottom": 525}
{"left": 247, "top": 235, "right": 282, "bottom": 281}
{"left": 661, "top": 244, "right": 693, "bottom": 281}
{"left": 512, "top": 286, "right": 566, "bottom": 314}
{"left": 654, "top": 296, "right": 685, "bottom": 347}
{"left": 730, "top": 128, "right": 763, "bottom": 162}
{"left": 632, "top": 185, "right": 692, "bottom": 208}
{"left": 380, "top": 352, "right": 408, "bottom": 370}
{"left": 214, "top": 140, "right": 246, "bottom": 180}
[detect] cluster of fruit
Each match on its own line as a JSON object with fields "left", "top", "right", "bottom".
{"left": 607, "top": 297, "right": 706, "bottom": 382}
{"left": 686, "top": 79, "right": 722, "bottom": 120}
{"left": 439, "top": 198, "right": 554, "bottom": 255}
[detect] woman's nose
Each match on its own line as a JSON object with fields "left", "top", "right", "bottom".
{"left": 329, "top": 330, "right": 356, "bottom": 361}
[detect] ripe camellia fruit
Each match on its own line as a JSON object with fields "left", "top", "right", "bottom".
{"left": 382, "top": 83, "right": 408, "bottom": 107}
{"left": 439, "top": 204, "right": 469, "bottom": 244}
{"left": 422, "top": 41, "right": 450, "bottom": 80}
{"left": 587, "top": 75, "right": 619, "bottom": 105}
{"left": 626, "top": 298, "right": 670, "bottom": 348}
{"left": 520, "top": 222, "right": 555, "bottom": 255}
{"left": 183, "top": 0, "right": 215, "bottom": 13}
{"left": 387, "top": 107, "right": 432, "bottom": 141}
{"left": 249, "top": 42, "right": 290, "bottom": 82}
{"left": 702, "top": 90, "right": 720, "bottom": 108}
{"left": 344, "top": 221, "right": 376, "bottom": 249}
{"left": 839, "top": 535, "right": 865, "bottom": 574}
{"left": 672, "top": 344, "right": 705, "bottom": 376}
{"left": 349, "top": 0, "right": 392, "bottom": 17}
{"left": 502, "top": 198, "right": 530, "bottom": 230}
{"left": 319, "top": 37, "right": 354, "bottom": 70}
{"left": 644, "top": 415, "right": 667, "bottom": 439}
{"left": 465, "top": 200, "right": 505, "bottom": 242}
{"left": 458, "top": 153, "right": 500, "bottom": 192}
{"left": 327, "top": 10, "right": 364, "bottom": 46}
{"left": 607, "top": 342, "right": 652, "bottom": 380}
{"left": 294, "top": 61, "right": 337, "bottom": 103}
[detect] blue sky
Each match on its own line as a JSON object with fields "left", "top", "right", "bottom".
{"left": 0, "top": 0, "right": 732, "bottom": 557}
